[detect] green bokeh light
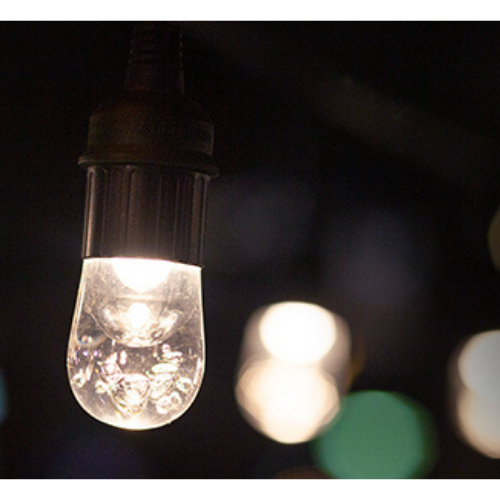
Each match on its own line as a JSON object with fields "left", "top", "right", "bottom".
{"left": 311, "top": 391, "right": 438, "bottom": 479}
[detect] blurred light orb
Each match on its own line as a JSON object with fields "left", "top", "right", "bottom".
{"left": 311, "top": 391, "right": 438, "bottom": 479}
{"left": 259, "top": 302, "right": 337, "bottom": 364}
{"left": 457, "top": 389, "right": 500, "bottom": 459}
{"left": 236, "top": 301, "right": 351, "bottom": 445}
{"left": 451, "top": 330, "right": 500, "bottom": 458}
{"left": 236, "top": 360, "right": 340, "bottom": 444}
{"left": 458, "top": 330, "right": 500, "bottom": 402}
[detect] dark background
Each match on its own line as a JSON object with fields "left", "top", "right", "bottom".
{"left": 1, "top": 21, "right": 500, "bottom": 478}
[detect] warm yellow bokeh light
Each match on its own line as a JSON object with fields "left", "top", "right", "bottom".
{"left": 259, "top": 302, "right": 337, "bottom": 364}
{"left": 452, "top": 330, "right": 500, "bottom": 458}
{"left": 458, "top": 330, "right": 500, "bottom": 402}
{"left": 236, "top": 360, "right": 340, "bottom": 444}
{"left": 236, "top": 301, "right": 350, "bottom": 444}
{"left": 457, "top": 389, "right": 500, "bottom": 459}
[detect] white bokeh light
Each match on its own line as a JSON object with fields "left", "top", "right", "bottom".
{"left": 451, "top": 330, "right": 500, "bottom": 458}
{"left": 236, "top": 360, "right": 339, "bottom": 444}
{"left": 259, "top": 302, "right": 337, "bottom": 365}
{"left": 458, "top": 330, "right": 500, "bottom": 402}
{"left": 236, "top": 301, "right": 351, "bottom": 444}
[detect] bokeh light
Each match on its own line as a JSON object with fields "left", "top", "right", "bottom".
{"left": 236, "top": 360, "right": 340, "bottom": 444}
{"left": 259, "top": 302, "right": 338, "bottom": 364}
{"left": 456, "top": 389, "right": 500, "bottom": 459}
{"left": 450, "top": 330, "right": 500, "bottom": 458}
{"left": 457, "top": 330, "right": 500, "bottom": 402}
{"left": 311, "top": 391, "right": 439, "bottom": 479}
{"left": 236, "top": 302, "right": 351, "bottom": 444}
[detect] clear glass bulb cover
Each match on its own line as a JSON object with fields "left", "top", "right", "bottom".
{"left": 67, "top": 258, "right": 204, "bottom": 430}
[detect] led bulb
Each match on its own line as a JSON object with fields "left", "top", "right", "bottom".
{"left": 67, "top": 257, "right": 204, "bottom": 430}
{"left": 68, "top": 22, "right": 217, "bottom": 430}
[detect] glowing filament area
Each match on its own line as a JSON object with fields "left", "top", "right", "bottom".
{"left": 126, "top": 303, "right": 151, "bottom": 331}
{"left": 113, "top": 258, "right": 171, "bottom": 293}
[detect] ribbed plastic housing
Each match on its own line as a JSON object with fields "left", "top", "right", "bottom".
{"left": 78, "top": 23, "right": 217, "bottom": 266}
{"left": 82, "top": 164, "right": 210, "bottom": 265}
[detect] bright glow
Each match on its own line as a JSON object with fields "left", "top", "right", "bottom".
{"left": 67, "top": 258, "right": 204, "bottom": 430}
{"left": 126, "top": 303, "right": 151, "bottom": 331}
{"left": 113, "top": 258, "right": 171, "bottom": 293}
{"left": 259, "top": 302, "right": 337, "bottom": 364}
{"left": 457, "top": 389, "right": 500, "bottom": 459}
{"left": 236, "top": 360, "right": 339, "bottom": 444}
{"left": 236, "top": 301, "right": 350, "bottom": 444}
{"left": 458, "top": 330, "right": 500, "bottom": 402}
{"left": 452, "top": 330, "right": 500, "bottom": 457}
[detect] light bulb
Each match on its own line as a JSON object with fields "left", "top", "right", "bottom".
{"left": 67, "top": 23, "right": 217, "bottom": 430}
{"left": 67, "top": 258, "right": 204, "bottom": 430}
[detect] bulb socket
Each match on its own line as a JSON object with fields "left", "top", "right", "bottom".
{"left": 78, "top": 91, "right": 217, "bottom": 177}
{"left": 82, "top": 164, "right": 209, "bottom": 265}
{"left": 79, "top": 22, "right": 217, "bottom": 265}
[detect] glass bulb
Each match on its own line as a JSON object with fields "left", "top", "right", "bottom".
{"left": 67, "top": 257, "right": 205, "bottom": 430}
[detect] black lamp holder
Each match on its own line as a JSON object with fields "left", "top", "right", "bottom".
{"left": 79, "top": 22, "right": 218, "bottom": 266}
